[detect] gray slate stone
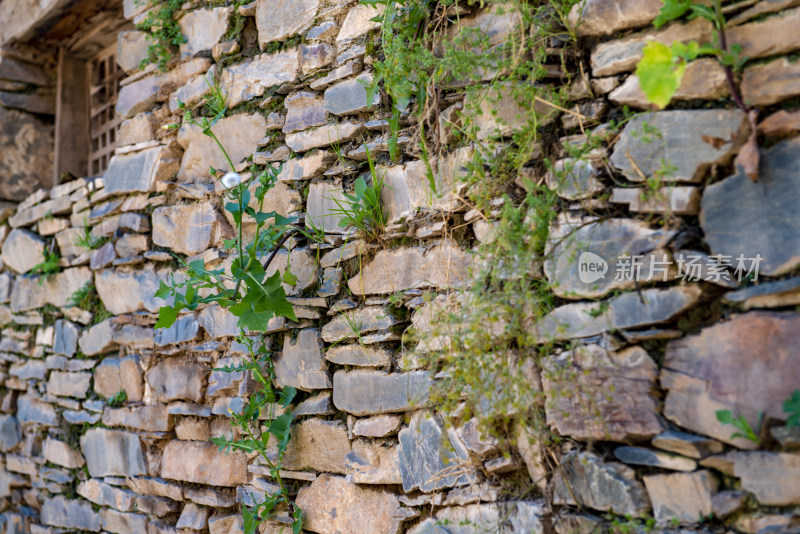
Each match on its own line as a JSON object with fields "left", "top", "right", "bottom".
{"left": 0, "top": 416, "right": 21, "bottom": 451}
{"left": 398, "top": 411, "right": 478, "bottom": 492}
{"left": 551, "top": 451, "right": 651, "bottom": 517}
{"left": 41, "top": 496, "right": 101, "bottom": 532}
{"left": 651, "top": 430, "right": 723, "bottom": 459}
{"left": 613, "top": 446, "right": 697, "bottom": 472}
{"left": 701, "top": 137, "right": 800, "bottom": 276}
{"left": 80, "top": 428, "right": 146, "bottom": 477}
{"left": 275, "top": 329, "right": 331, "bottom": 391}
{"left": 1, "top": 228, "right": 44, "bottom": 274}
{"left": 17, "top": 395, "right": 58, "bottom": 426}
{"left": 321, "top": 306, "right": 397, "bottom": 343}
{"left": 324, "top": 73, "right": 378, "bottom": 115}
{"left": 332, "top": 370, "right": 431, "bottom": 415}
{"left": 611, "top": 109, "right": 745, "bottom": 183}
{"left": 256, "top": 0, "right": 319, "bottom": 48}
{"left": 643, "top": 470, "right": 716, "bottom": 524}
{"left": 146, "top": 358, "right": 206, "bottom": 403}
{"left": 105, "top": 146, "right": 178, "bottom": 195}
{"left": 154, "top": 314, "right": 200, "bottom": 346}
{"left": 543, "top": 215, "right": 675, "bottom": 299}
{"left": 53, "top": 319, "right": 79, "bottom": 356}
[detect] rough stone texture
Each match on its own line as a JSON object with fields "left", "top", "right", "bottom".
{"left": 643, "top": 471, "right": 716, "bottom": 524}
{"left": 742, "top": 56, "right": 800, "bottom": 107}
{"left": 101, "top": 509, "right": 148, "bottom": 534}
{"left": 105, "top": 146, "right": 180, "bottom": 195}
{"left": 346, "top": 441, "right": 402, "bottom": 484}
{"left": 380, "top": 148, "right": 469, "bottom": 222}
{"left": 161, "top": 440, "right": 246, "bottom": 487}
{"left": 613, "top": 446, "right": 696, "bottom": 472}
{"left": 117, "top": 58, "right": 211, "bottom": 119}
{"left": 281, "top": 418, "right": 350, "bottom": 473}
{"left": 179, "top": 6, "right": 233, "bottom": 58}
{"left": 728, "top": 452, "right": 800, "bottom": 506}
{"left": 569, "top": 0, "right": 661, "bottom": 36}
{"left": 611, "top": 186, "right": 701, "bottom": 216}
{"left": 324, "top": 73, "right": 378, "bottom": 115}
{"left": 17, "top": 395, "right": 58, "bottom": 426}
{"left": 80, "top": 428, "right": 146, "bottom": 478}
{"left": 2, "top": 228, "right": 44, "bottom": 274}
{"left": 651, "top": 431, "right": 723, "bottom": 459}
{"left": 220, "top": 51, "right": 300, "bottom": 108}
{"left": 78, "top": 319, "right": 116, "bottom": 356}
{"left": 146, "top": 358, "right": 206, "bottom": 403}
{"left": 410, "top": 502, "right": 546, "bottom": 534}
{"left": 53, "top": 319, "right": 79, "bottom": 356}
{"left": 551, "top": 451, "right": 651, "bottom": 517}
{"left": 533, "top": 286, "right": 702, "bottom": 342}
{"left": 337, "top": 4, "right": 384, "bottom": 42}
{"left": 701, "top": 137, "right": 800, "bottom": 276}
{"left": 274, "top": 329, "right": 331, "bottom": 391}
{"left": 178, "top": 113, "right": 266, "bottom": 180}
{"left": 43, "top": 437, "right": 85, "bottom": 469}
{"left": 116, "top": 31, "right": 149, "bottom": 73}
{"left": 0, "top": 107, "right": 53, "bottom": 202}
{"left": 348, "top": 240, "right": 472, "bottom": 295}
{"left": 542, "top": 215, "right": 675, "bottom": 299}
{"left": 543, "top": 345, "right": 664, "bottom": 442}
{"left": 0, "top": 416, "right": 21, "bottom": 452}
{"left": 285, "top": 121, "right": 363, "bottom": 152}
{"left": 94, "top": 355, "right": 144, "bottom": 402}
{"left": 10, "top": 266, "right": 92, "bottom": 312}
{"left": 661, "top": 312, "right": 800, "bottom": 448}
{"left": 41, "top": 496, "right": 101, "bottom": 532}
{"left": 332, "top": 370, "right": 431, "bottom": 415}
{"left": 47, "top": 371, "right": 91, "bottom": 398}
{"left": 353, "top": 414, "right": 402, "bottom": 438}
{"left": 305, "top": 180, "right": 349, "bottom": 233}
{"left": 103, "top": 405, "right": 173, "bottom": 432}
{"left": 282, "top": 91, "right": 327, "bottom": 134}
{"left": 154, "top": 313, "right": 200, "bottom": 346}
{"left": 724, "top": 275, "right": 800, "bottom": 310}
{"left": 296, "top": 474, "right": 403, "bottom": 534}
{"left": 611, "top": 110, "right": 745, "bottom": 183}
{"left": 256, "top": 0, "right": 318, "bottom": 48}
{"left": 610, "top": 59, "right": 728, "bottom": 109}
{"left": 591, "top": 18, "right": 712, "bottom": 77}
{"left": 95, "top": 266, "right": 171, "bottom": 315}
{"left": 152, "top": 203, "right": 229, "bottom": 256}
{"left": 77, "top": 478, "right": 136, "bottom": 511}
{"left": 325, "top": 344, "right": 391, "bottom": 367}
{"left": 398, "top": 411, "right": 477, "bottom": 492}
{"left": 321, "top": 306, "right": 397, "bottom": 343}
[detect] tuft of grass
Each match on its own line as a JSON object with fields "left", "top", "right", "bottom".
{"left": 328, "top": 147, "right": 387, "bottom": 242}
{"left": 74, "top": 221, "right": 107, "bottom": 251}
{"left": 30, "top": 249, "right": 62, "bottom": 283}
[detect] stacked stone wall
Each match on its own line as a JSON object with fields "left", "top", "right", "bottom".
{"left": 0, "top": 0, "right": 799, "bottom": 533}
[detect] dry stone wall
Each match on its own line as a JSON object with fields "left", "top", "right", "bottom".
{"left": 0, "top": 0, "right": 799, "bottom": 533}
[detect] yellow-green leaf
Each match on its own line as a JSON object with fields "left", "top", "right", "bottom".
{"left": 635, "top": 41, "right": 686, "bottom": 109}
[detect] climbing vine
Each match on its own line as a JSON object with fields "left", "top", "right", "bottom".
{"left": 136, "top": 0, "right": 187, "bottom": 70}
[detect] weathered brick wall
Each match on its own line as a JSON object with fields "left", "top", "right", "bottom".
{"left": 0, "top": 0, "right": 799, "bottom": 533}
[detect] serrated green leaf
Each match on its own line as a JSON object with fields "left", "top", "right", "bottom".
{"left": 155, "top": 306, "right": 180, "bottom": 329}
{"left": 635, "top": 41, "right": 685, "bottom": 109}
{"left": 154, "top": 280, "right": 172, "bottom": 299}
{"left": 279, "top": 386, "right": 297, "bottom": 408}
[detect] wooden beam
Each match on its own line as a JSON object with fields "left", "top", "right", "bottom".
{"left": 54, "top": 47, "right": 90, "bottom": 186}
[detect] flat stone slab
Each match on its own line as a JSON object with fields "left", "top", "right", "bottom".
{"left": 551, "top": 451, "right": 651, "bottom": 517}
{"left": 643, "top": 471, "right": 716, "bottom": 524}
{"left": 661, "top": 311, "right": 800, "bottom": 448}
{"left": 701, "top": 137, "right": 800, "bottom": 276}
{"left": 332, "top": 370, "right": 431, "bottom": 415}
{"left": 543, "top": 215, "right": 676, "bottom": 299}
{"left": 610, "top": 109, "right": 746, "bottom": 183}
{"left": 398, "top": 411, "right": 478, "bottom": 493}
{"left": 543, "top": 345, "right": 665, "bottom": 442}
{"left": 614, "top": 446, "right": 697, "bottom": 472}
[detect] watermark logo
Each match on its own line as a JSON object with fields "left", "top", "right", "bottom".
{"left": 578, "top": 252, "right": 608, "bottom": 284}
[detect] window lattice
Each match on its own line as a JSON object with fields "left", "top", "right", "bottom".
{"left": 88, "top": 45, "right": 123, "bottom": 176}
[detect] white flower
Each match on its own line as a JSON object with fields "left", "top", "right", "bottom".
{"left": 221, "top": 172, "right": 242, "bottom": 189}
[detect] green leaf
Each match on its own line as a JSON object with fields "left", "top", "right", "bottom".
{"left": 653, "top": 0, "right": 691, "bottom": 28}
{"left": 269, "top": 413, "right": 294, "bottom": 451}
{"left": 154, "top": 280, "right": 172, "bottom": 299}
{"left": 278, "top": 386, "right": 297, "bottom": 408}
{"left": 783, "top": 389, "right": 800, "bottom": 427}
{"left": 155, "top": 306, "right": 180, "bottom": 329}
{"left": 635, "top": 41, "right": 686, "bottom": 109}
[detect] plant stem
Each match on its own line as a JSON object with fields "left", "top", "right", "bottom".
{"left": 714, "top": 0, "right": 749, "bottom": 114}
